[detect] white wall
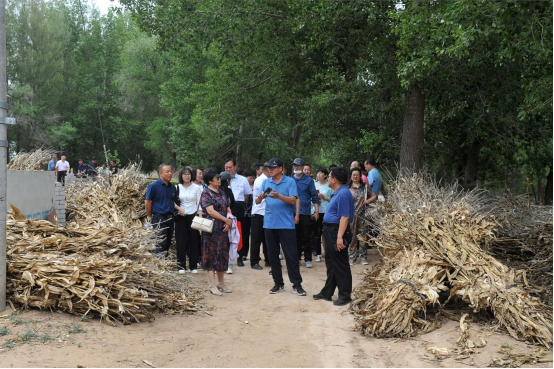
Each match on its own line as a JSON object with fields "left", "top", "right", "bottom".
{"left": 7, "top": 170, "right": 56, "bottom": 220}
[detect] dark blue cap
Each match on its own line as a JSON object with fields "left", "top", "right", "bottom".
{"left": 266, "top": 158, "right": 284, "bottom": 168}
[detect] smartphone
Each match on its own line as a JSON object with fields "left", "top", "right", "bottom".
{"left": 262, "top": 187, "right": 273, "bottom": 199}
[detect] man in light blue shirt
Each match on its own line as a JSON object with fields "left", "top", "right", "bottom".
{"left": 364, "top": 157, "right": 382, "bottom": 201}
{"left": 47, "top": 155, "right": 57, "bottom": 172}
{"left": 256, "top": 158, "right": 306, "bottom": 297}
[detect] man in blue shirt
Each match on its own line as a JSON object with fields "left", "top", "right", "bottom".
{"left": 256, "top": 158, "right": 306, "bottom": 296}
{"left": 47, "top": 155, "right": 57, "bottom": 172}
{"left": 292, "top": 158, "right": 319, "bottom": 268}
{"left": 145, "top": 163, "right": 178, "bottom": 256}
{"left": 364, "top": 158, "right": 382, "bottom": 201}
{"left": 313, "top": 167, "right": 355, "bottom": 306}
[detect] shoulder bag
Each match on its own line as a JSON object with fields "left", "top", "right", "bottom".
{"left": 191, "top": 189, "right": 215, "bottom": 233}
{"left": 363, "top": 184, "right": 379, "bottom": 220}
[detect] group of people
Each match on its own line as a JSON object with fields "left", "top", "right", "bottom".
{"left": 145, "top": 156, "right": 382, "bottom": 305}
{"left": 48, "top": 154, "right": 120, "bottom": 185}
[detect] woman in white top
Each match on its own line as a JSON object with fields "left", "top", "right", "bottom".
{"left": 175, "top": 166, "right": 203, "bottom": 274}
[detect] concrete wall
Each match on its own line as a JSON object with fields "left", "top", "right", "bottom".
{"left": 7, "top": 170, "right": 57, "bottom": 221}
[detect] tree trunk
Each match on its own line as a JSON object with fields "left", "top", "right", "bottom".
{"left": 399, "top": 84, "right": 425, "bottom": 173}
{"left": 545, "top": 165, "right": 553, "bottom": 205}
{"left": 537, "top": 174, "right": 543, "bottom": 204}
{"left": 236, "top": 124, "right": 243, "bottom": 166}
{"left": 463, "top": 140, "right": 481, "bottom": 189}
{"left": 171, "top": 152, "right": 177, "bottom": 172}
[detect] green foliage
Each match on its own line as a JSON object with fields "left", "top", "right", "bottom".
{"left": 0, "top": 326, "right": 11, "bottom": 336}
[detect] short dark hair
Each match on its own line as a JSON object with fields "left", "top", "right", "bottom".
{"left": 316, "top": 167, "right": 329, "bottom": 176}
{"left": 111, "top": 159, "right": 117, "bottom": 164}
{"left": 203, "top": 167, "right": 219, "bottom": 185}
{"left": 304, "top": 163, "right": 311, "bottom": 169}
{"left": 347, "top": 167, "right": 362, "bottom": 188}
{"left": 158, "top": 163, "right": 169, "bottom": 174}
{"left": 330, "top": 167, "right": 348, "bottom": 185}
{"left": 191, "top": 166, "right": 203, "bottom": 182}
{"left": 255, "top": 163, "right": 264, "bottom": 171}
{"left": 329, "top": 164, "right": 337, "bottom": 171}
{"left": 178, "top": 166, "right": 193, "bottom": 185}
{"left": 244, "top": 169, "right": 256, "bottom": 177}
{"left": 224, "top": 158, "right": 236, "bottom": 166}
{"left": 365, "top": 158, "right": 376, "bottom": 166}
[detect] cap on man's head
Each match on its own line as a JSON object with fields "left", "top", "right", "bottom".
{"left": 220, "top": 171, "right": 232, "bottom": 180}
{"left": 291, "top": 158, "right": 305, "bottom": 166}
{"left": 266, "top": 158, "right": 284, "bottom": 168}
{"left": 92, "top": 156, "right": 97, "bottom": 160}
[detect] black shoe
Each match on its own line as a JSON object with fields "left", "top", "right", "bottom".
{"left": 264, "top": 261, "right": 270, "bottom": 267}
{"left": 251, "top": 264, "right": 263, "bottom": 270}
{"left": 313, "top": 293, "right": 332, "bottom": 301}
{"left": 269, "top": 283, "right": 284, "bottom": 294}
{"left": 242, "top": 256, "right": 248, "bottom": 261}
{"left": 292, "top": 284, "right": 306, "bottom": 296}
{"left": 237, "top": 258, "right": 244, "bottom": 267}
{"left": 333, "top": 298, "right": 352, "bottom": 306}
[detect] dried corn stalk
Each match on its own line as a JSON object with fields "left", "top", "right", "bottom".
{"left": 7, "top": 148, "right": 56, "bottom": 170}
{"left": 7, "top": 204, "right": 202, "bottom": 324}
{"left": 351, "top": 173, "right": 553, "bottom": 346}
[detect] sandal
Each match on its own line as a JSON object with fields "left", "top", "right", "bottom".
{"left": 209, "top": 285, "right": 223, "bottom": 296}
{"left": 216, "top": 283, "right": 232, "bottom": 293}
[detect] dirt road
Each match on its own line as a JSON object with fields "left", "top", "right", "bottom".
{"left": 0, "top": 250, "right": 550, "bottom": 368}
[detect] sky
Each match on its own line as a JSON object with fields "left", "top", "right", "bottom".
{"left": 91, "top": 0, "right": 121, "bottom": 15}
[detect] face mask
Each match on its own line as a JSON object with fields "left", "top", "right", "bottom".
{"left": 293, "top": 170, "right": 302, "bottom": 175}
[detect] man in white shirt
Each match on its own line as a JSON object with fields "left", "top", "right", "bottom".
{"left": 250, "top": 163, "right": 270, "bottom": 270}
{"left": 224, "top": 158, "right": 253, "bottom": 266}
{"left": 55, "top": 154, "right": 71, "bottom": 186}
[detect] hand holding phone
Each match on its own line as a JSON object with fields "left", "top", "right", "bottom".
{"left": 262, "top": 187, "right": 273, "bottom": 199}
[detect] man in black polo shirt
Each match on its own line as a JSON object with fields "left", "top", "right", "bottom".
{"left": 145, "top": 163, "right": 178, "bottom": 255}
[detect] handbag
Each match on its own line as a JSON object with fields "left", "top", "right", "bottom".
{"left": 190, "top": 189, "right": 215, "bottom": 233}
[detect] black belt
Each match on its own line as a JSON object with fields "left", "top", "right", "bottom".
{"left": 153, "top": 213, "right": 173, "bottom": 218}
{"left": 323, "top": 222, "right": 340, "bottom": 228}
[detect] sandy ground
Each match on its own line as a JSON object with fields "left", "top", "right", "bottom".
{"left": 0, "top": 250, "right": 551, "bottom": 368}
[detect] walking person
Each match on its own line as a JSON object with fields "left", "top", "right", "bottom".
{"left": 313, "top": 167, "right": 355, "bottom": 306}
{"left": 219, "top": 171, "right": 236, "bottom": 274}
{"left": 347, "top": 168, "right": 376, "bottom": 265}
{"left": 292, "top": 158, "right": 319, "bottom": 268}
{"left": 256, "top": 158, "right": 306, "bottom": 296}
{"left": 250, "top": 163, "right": 270, "bottom": 269}
{"left": 200, "top": 168, "right": 234, "bottom": 296}
{"left": 313, "top": 167, "right": 334, "bottom": 262}
{"left": 48, "top": 155, "right": 57, "bottom": 172}
{"left": 224, "top": 158, "right": 252, "bottom": 266}
{"left": 174, "top": 166, "right": 202, "bottom": 274}
{"left": 55, "top": 154, "right": 70, "bottom": 185}
{"left": 145, "top": 164, "right": 179, "bottom": 256}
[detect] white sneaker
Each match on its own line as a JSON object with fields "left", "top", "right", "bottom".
{"left": 361, "top": 258, "right": 369, "bottom": 265}
{"left": 191, "top": 269, "right": 198, "bottom": 274}
{"left": 279, "top": 253, "right": 283, "bottom": 260}
{"left": 315, "top": 255, "right": 322, "bottom": 262}
{"left": 226, "top": 267, "right": 233, "bottom": 274}
{"left": 349, "top": 260, "right": 355, "bottom": 266}
{"left": 178, "top": 269, "right": 186, "bottom": 274}
{"left": 305, "top": 261, "right": 313, "bottom": 268}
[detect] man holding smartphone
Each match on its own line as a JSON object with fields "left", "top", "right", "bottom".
{"left": 256, "top": 158, "right": 306, "bottom": 296}
{"left": 313, "top": 166, "right": 355, "bottom": 306}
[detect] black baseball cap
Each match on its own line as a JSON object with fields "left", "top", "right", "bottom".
{"left": 291, "top": 158, "right": 305, "bottom": 166}
{"left": 266, "top": 158, "right": 284, "bottom": 168}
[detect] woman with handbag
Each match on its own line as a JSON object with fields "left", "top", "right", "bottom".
{"left": 175, "top": 166, "right": 202, "bottom": 274}
{"left": 347, "top": 167, "right": 376, "bottom": 265}
{"left": 200, "top": 168, "right": 234, "bottom": 296}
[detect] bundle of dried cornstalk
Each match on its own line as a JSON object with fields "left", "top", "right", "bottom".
{"left": 7, "top": 202, "right": 202, "bottom": 324}
{"left": 65, "top": 163, "right": 149, "bottom": 228}
{"left": 7, "top": 148, "right": 56, "bottom": 170}
{"left": 351, "top": 173, "right": 553, "bottom": 347}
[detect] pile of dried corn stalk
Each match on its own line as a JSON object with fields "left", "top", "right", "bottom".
{"left": 351, "top": 173, "right": 553, "bottom": 347}
{"left": 7, "top": 148, "right": 56, "bottom": 170}
{"left": 6, "top": 162, "right": 203, "bottom": 324}
{"left": 484, "top": 194, "right": 553, "bottom": 304}
{"left": 65, "top": 163, "right": 149, "bottom": 228}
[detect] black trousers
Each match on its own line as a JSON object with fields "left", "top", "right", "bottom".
{"left": 319, "top": 225, "right": 352, "bottom": 300}
{"left": 265, "top": 228, "right": 302, "bottom": 285}
{"left": 250, "top": 214, "right": 267, "bottom": 266}
{"left": 239, "top": 216, "right": 251, "bottom": 259}
{"left": 175, "top": 214, "right": 199, "bottom": 269}
{"left": 57, "top": 170, "right": 66, "bottom": 185}
{"left": 295, "top": 214, "right": 312, "bottom": 261}
{"left": 310, "top": 215, "right": 322, "bottom": 256}
{"left": 152, "top": 213, "right": 174, "bottom": 255}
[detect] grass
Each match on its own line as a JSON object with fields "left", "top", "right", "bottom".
{"left": 38, "top": 333, "right": 53, "bottom": 343}
{"left": 10, "top": 315, "right": 24, "bottom": 326}
{"left": 0, "top": 326, "right": 11, "bottom": 336}
{"left": 18, "top": 327, "right": 38, "bottom": 342}
{"left": 4, "top": 339, "right": 16, "bottom": 349}
{"left": 66, "top": 322, "right": 87, "bottom": 334}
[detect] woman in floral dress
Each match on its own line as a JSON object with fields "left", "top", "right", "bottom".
{"left": 347, "top": 167, "right": 372, "bottom": 265}
{"left": 201, "top": 168, "right": 234, "bottom": 296}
